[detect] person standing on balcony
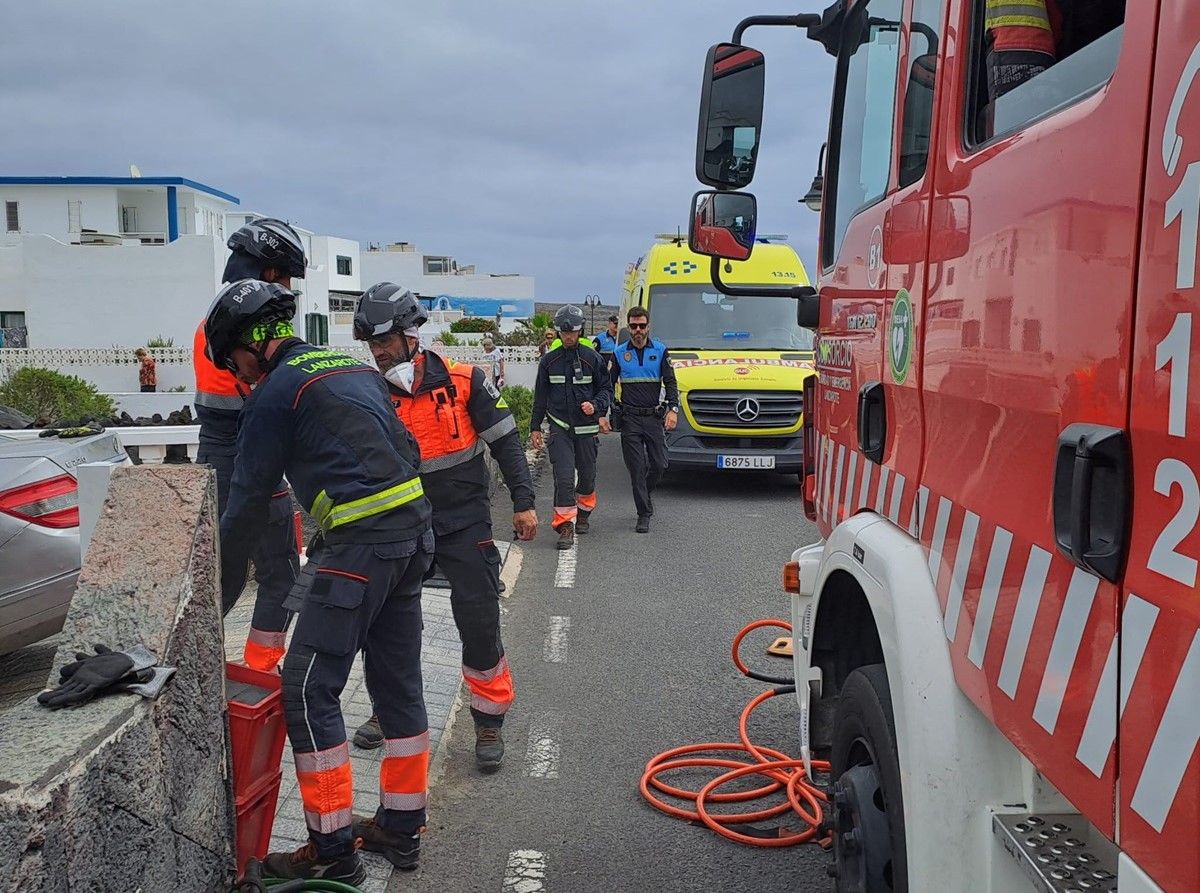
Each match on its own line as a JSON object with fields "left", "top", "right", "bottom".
{"left": 192, "top": 217, "right": 304, "bottom": 671}
{"left": 135, "top": 348, "right": 157, "bottom": 392}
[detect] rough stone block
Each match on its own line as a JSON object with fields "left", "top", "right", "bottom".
{"left": 0, "top": 465, "right": 234, "bottom": 893}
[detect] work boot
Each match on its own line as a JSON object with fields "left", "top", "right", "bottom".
{"left": 636, "top": 516, "right": 650, "bottom": 534}
{"left": 556, "top": 521, "right": 575, "bottom": 550}
{"left": 262, "top": 841, "right": 367, "bottom": 884}
{"left": 646, "top": 493, "right": 654, "bottom": 517}
{"left": 352, "top": 714, "right": 383, "bottom": 750}
{"left": 476, "top": 724, "right": 505, "bottom": 772}
{"left": 352, "top": 815, "right": 422, "bottom": 871}
{"left": 575, "top": 510, "right": 591, "bottom": 534}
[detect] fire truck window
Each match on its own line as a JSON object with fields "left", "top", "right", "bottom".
{"left": 968, "top": 0, "right": 1125, "bottom": 145}
{"left": 898, "top": 0, "right": 944, "bottom": 188}
{"left": 822, "top": 0, "right": 903, "bottom": 270}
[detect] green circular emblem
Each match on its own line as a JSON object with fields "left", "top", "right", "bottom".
{"left": 889, "top": 289, "right": 914, "bottom": 384}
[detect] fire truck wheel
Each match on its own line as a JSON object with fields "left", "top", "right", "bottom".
{"left": 830, "top": 664, "right": 907, "bottom": 893}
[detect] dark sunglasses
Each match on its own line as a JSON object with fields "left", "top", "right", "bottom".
{"left": 628, "top": 322, "right": 648, "bottom": 330}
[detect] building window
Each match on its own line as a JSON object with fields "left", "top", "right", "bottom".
{"left": 424, "top": 256, "right": 453, "bottom": 275}
{"left": 67, "top": 200, "right": 82, "bottom": 234}
{"left": 5, "top": 202, "right": 18, "bottom": 232}
{"left": 0, "top": 311, "right": 25, "bottom": 328}
{"left": 336, "top": 255, "right": 353, "bottom": 276}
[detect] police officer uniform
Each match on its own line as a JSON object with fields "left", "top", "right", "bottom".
{"left": 609, "top": 335, "right": 679, "bottom": 526}
{"left": 214, "top": 286, "right": 433, "bottom": 878}
{"left": 532, "top": 334, "right": 612, "bottom": 544}
{"left": 593, "top": 323, "right": 619, "bottom": 363}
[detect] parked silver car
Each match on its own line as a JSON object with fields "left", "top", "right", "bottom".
{"left": 0, "top": 431, "right": 128, "bottom": 654}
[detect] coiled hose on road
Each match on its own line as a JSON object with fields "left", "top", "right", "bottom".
{"left": 640, "top": 619, "right": 832, "bottom": 848}
{"left": 230, "top": 860, "right": 367, "bottom": 892}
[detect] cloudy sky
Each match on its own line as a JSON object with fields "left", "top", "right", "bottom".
{"left": 2, "top": 1, "right": 833, "bottom": 301}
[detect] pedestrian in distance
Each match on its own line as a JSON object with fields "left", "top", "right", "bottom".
{"left": 208, "top": 279, "right": 434, "bottom": 884}
{"left": 531, "top": 304, "right": 613, "bottom": 549}
{"left": 192, "top": 217, "right": 303, "bottom": 672}
{"left": 135, "top": 348, "right": 157, "bottom": 392}
{"left": 480, "top": 335, "right": 506, "bottom": 388}
{"left": 606, "top": 306, "right": 678, "bottom": 533}
{"left": 539, "top": 328, "right": 555, "bottom": 358}
{"left": 351, "top": 283, "right": 537, "bottom": 771}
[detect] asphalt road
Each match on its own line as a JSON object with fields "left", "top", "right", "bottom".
{"left": 395, "top": 435, "right": 827, "bottom": 893}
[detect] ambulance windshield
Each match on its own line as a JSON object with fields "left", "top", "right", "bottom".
{"left": 647, "top": 285, "right": 815, "bottom": 351}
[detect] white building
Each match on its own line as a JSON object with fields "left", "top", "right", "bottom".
{"left": 0, "top": 176, "right": 239, "bottom": 349}
{"left": 347, "top": 241, "right": 535, "bottom": 345}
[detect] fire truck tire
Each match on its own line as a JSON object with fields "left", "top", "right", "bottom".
{"left": 830, "top": 664, "right": 907, "bottom": 893}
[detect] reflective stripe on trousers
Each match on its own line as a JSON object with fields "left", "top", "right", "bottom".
{"left": 463, "top": 656, "right": 514, "bottom": 716}
{"left": 295, "top": 742, "right": 355, "bottom": 834}
{"left": 381, "top": 730, "right": 430, "bottom": 811}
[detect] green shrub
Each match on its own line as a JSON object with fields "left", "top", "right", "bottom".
{"left": 501, "top": 384, "right": 533, "bottom": 445}
{"left": 436, "top": 331, "right": 462, "bottom": 347}
{"left": 146, "top": 336, "right": 174, "bottom": 348}
{"left": 449, "top": 317, "right": 497, "bottom": 334}
{"left": 0, "top": 367, "right": 116, "bottom": 425}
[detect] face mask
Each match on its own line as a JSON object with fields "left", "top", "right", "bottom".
{"left": 384, "top": 361, "right": 416, "bottom": 394}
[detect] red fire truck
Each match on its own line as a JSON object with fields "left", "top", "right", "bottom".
{"left": 686, "top": 3, "right": 1194, "bottom": 891}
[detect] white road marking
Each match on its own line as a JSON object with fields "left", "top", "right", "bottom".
{"left": 544, "top": 616, "right": 570, "bottom": 662}
{"left": 503, "top": 849, "right": 548, "bottom": 893}
{"left": 1131, "top": 629, "right": 1200, "bottom": 832}
{"left": 1033, "top": 568, "right": 1100, "bottom": 733}
{"left": 524, "top": 713, "right": 562, "bottom": 779}
{"left": 998, "top": 546, "right": 1053, "bottom": 699}
{"left": 554, "top": 543, "right": 577, "bottom": 588}
{"left": 499, "top": 542, "right": 524, "bottom": 599}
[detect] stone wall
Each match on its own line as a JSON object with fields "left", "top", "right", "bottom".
{"left": 0, "top": 465, "right": 234, "bottom": 892}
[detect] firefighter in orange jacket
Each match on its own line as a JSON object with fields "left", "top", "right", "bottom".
{"left": 193, "top": 217, "right": 306, "bottom": 671}
{"left": 984, "top": 0, "right": 1062, "bottom": 101}
{"left": 351, "top": 283, "right": 537, "bottom": 771}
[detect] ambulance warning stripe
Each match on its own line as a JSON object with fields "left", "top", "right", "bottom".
{"left": 811, "top": 433, "right": 1200, "bottom": 837}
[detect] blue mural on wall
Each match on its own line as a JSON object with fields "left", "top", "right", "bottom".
{"left": 429, "top": 295, "right": 535, "bottom": 318}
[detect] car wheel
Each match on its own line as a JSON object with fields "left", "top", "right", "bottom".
{"left": 829, "top": 663, "right": 906, "bottom": 893}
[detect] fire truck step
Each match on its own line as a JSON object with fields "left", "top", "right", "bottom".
{"left": 991, "top": 813, "right": 1118, "bottom": 893}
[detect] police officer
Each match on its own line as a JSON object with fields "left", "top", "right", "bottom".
{"left": 351, "top": 284, "right": 537, "bottom": 771}
{"left": 593, "top": 314, "right": 621, "bottom": 363}
{"left": 209, "top": 280, "right": 434, "bottom": 883}
{"left": 608, "top": 306, "right": 678, "bottom": 533}
{"left": 192, "top": 217, "right": 303, "bottom": 671}
{"left": 531, "top": 305, "right": 613, "bottom": 549}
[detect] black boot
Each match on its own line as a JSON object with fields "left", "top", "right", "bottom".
{"left": 636, "top": 516, "right": 650, "bottom": 534}
{"left": 476, "top": 723, "right": 505, "bottom": 772}
{"left": 556, "top": 521, "right": 575, "bottom": 550}
{"left": 352, "top": 815, "right": 421, "bottom": 870}
{"left": 575, "top": 510, "right": 591, "bottom": 534}
{"left": 352, "top": 714, "right": 383, "bottom": 749}
{"left": 262, "top": 841, "right": 367, "bottom": 883}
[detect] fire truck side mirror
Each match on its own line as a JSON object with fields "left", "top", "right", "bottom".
{"left": 696, "top": 43, "right": 765, "bottom": 190}
{"left": 797, "top": 287, "right": 818, "bottom": 329}
{"left": 688, "top": 190, "right": 757, "bottom": 262}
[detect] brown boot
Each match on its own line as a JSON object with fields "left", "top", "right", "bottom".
{"left": 575, "top": 510, "right": 591, "bottom": 534}
{"left": 556, "top": 521, "right": 575, "bottom": 550}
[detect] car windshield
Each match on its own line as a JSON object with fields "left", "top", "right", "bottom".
{"left": 647, "top": 285, "right": 814, "bottom": 350}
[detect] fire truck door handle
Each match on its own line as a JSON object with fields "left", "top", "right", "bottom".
{"left": 1052, "top": 424, "right": 1130, "bottom": 583}
{"left": 857, "top": 381, "right": 886, "bottom": 464}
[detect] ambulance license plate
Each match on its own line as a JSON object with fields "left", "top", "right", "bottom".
{"left": 717, "top": 455, "right": 775, "bottom": 469}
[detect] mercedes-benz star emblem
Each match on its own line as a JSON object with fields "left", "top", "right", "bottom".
{"left": 735, "top": 397, "right": 761, "bottom": 422}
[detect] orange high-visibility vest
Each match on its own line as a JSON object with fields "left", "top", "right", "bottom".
{"left": 393, "top": 358, "right": 482, "bottom": 473}
{"left": 193, "top": 321, "right": 244, "bottom": 411}
{"left": 985, "top": 0, "right": 1060, "bottom": 55}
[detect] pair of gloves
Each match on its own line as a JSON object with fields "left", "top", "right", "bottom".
{"left": 37, "top": 644, "right": 176, "bottom": 710}
{"left": 39, "top": 421, "right": 104, "bottom": 439}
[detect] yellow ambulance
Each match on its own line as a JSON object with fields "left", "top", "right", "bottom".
{"left": 620, "top": 235, "right": 815, "bottom": 473}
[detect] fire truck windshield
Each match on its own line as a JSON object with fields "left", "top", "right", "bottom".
{"left": 647, "top": 284, "right": 815, "bottom": 351}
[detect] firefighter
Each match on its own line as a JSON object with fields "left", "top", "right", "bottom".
{"left": 608, "top": 306, "right": 678, "bottom": 533}
{"left": 531, "top": 305, "right": 613, "bottom": 549}
{"left": 984, "top": 0, "right": 1062, "bottom": 101}
{"left": 209, "top": 279, "right": 434, "bottom": 883}
{"left": 192, "top": 217, "right": 304, "bottom": 671}
{"left": 593, "top": 314, "right": 621, "bottom": 363}
{"left": 350, "top": 283, "right": 537, "bottom": 771}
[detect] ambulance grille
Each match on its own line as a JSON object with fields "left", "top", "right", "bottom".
{"left": 686, "top": 391, "right": 803, "bottom": 429}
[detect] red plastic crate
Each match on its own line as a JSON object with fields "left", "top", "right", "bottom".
{"left": 226, "top": 661, "right": 288, "bottom": 807}
{"left": 235, "top": 770, "right": 282, "bottom": 876}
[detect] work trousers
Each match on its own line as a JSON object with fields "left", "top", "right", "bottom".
{"left": 200, "top": 448, "right": 297, "bottom": 669}
{"left": 282, "top": 533, "right": 434, "bottom": 857}
{"left": 548, "top": 430, "right": 598, "bottom": 529}
{"left": 620, "top": 411, "right": 668, "bottom": 518}
{"left": 436, "top": 521, "right": 513, "bottom": 727}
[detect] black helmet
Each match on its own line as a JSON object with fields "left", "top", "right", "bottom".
{"left": 554, "top": 305, "right": 586, "bottom": 333}
{"left": 204, "top": 279, "right": 297, "bottom": 371}
{"left": 353, "top": 283, "right": 428, "bottom": 340}
{"left": 223, "top": 217, "right": 307, "bottom": 282}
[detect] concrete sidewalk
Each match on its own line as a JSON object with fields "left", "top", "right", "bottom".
{"left": 223, "top": 542, "right": 510, "bottom": 892}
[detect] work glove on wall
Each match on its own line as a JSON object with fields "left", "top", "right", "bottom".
{"left": 37, "top": 643, "right": 173, "bottom": 709}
